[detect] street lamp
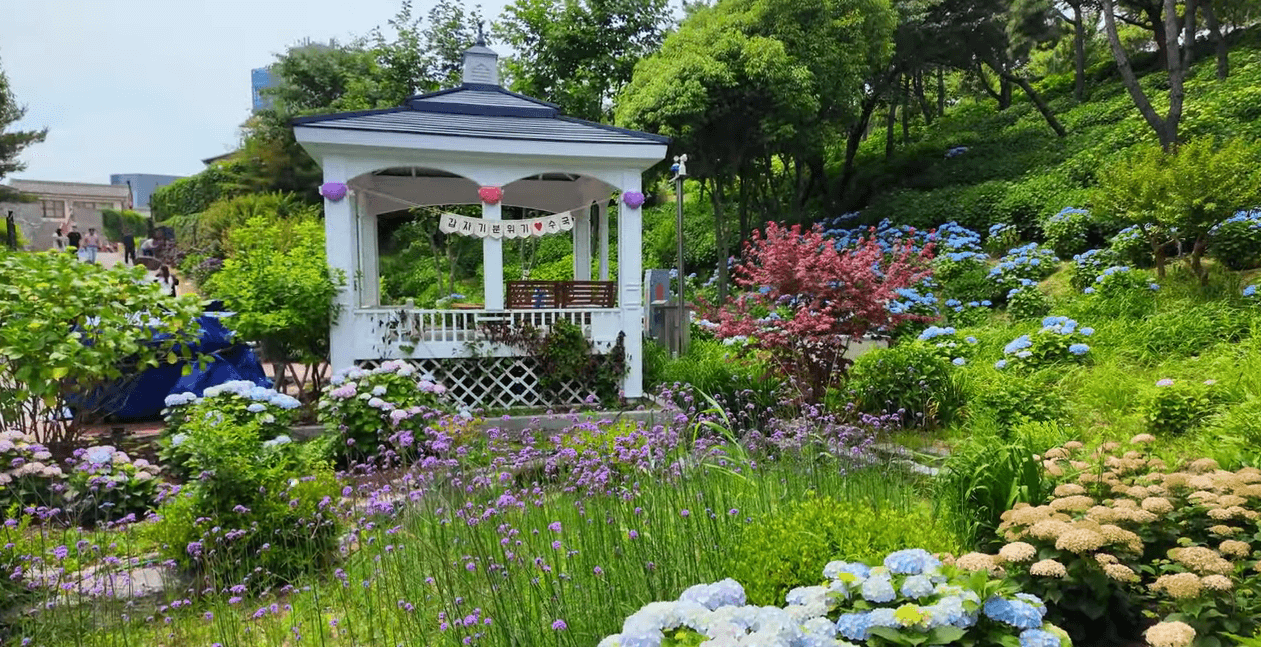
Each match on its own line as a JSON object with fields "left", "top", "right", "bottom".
{"left": 670, "top": 154, "right": 689, "bottom": 357}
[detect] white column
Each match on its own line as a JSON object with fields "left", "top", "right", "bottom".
{"left": 323, "top": 157, "right": 358, "bottom": 373}
{"left": 616, "top": 175, "right": 644, "bottom": 399}
{"left": 597, "top": 201, "right": 610, "bottom": 281}
{"left": 356, "top": 191, "right": 380, "bottom": 307}
{"left": 482, "top": 196, "right": 504, "bottom": 310}
{"left": 573, "top": 205, "right": 592, "bottom": 280}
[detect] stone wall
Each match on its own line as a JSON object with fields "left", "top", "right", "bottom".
{"left": 0, "top": 202, "right": 107, "bottom": 251}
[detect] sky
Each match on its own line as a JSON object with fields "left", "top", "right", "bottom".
{"left": 4, "top": 0, "right": 511, "bottom": 186}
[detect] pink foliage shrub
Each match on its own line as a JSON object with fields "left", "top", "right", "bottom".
{"left": 705, "top": 222, "right": 936, "bottom": 400}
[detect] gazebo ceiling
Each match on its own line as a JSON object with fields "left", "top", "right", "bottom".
{"left": 371, "top": 167, "right": 582, "bottom": 183}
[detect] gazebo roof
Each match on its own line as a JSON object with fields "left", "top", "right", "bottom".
{"left": 292, "top": 86, "right": 668, "bottom": 146}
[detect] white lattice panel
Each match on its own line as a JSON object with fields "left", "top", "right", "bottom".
{"left": 355, "top": 357, "right": 595, "bottom": 409}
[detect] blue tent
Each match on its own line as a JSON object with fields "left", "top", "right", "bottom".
{"left": 75, "top": 312, "right": 272, "bottom": 421}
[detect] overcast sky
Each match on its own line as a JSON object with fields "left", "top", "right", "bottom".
{"left": 5, "top": 0, "right": 510, "bottom": 185}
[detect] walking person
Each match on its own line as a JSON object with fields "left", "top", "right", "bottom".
{"left": 155, "top": 265, "right": 179, "bottom": 297}
{"left": 66, "top": 225, "right": 81, "bottom": 252}
{"left": 82, "top": 228, "right": 101, "bottom": 264}
{"left": 53, "top": 227, "right": 67, "bottom": 251}
{"left": 121, "top": 229, "right": 136, "bottom": 265}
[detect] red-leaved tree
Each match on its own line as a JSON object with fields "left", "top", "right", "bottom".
{"left": 705, "top": 222, "right": 936, "bottom": 401}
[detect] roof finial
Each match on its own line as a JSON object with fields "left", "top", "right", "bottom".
{"left": 476, "top": 20, "right": 486, "bottom": 46}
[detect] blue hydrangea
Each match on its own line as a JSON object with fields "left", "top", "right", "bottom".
{"left": 836, "top": 613, "right": 871, "bottom": 640}
{"left": 866, "top": 608, "right": 899, "bottom": 628}
{"left": 1245, "top": 285, "right": 1258, "bottom": 297}
{"left": 1003, "top": 335, "right": 1032, "bottom": 354}
{"left": 883, "top": 549, "right": 941, "bottom": 575}
{"left": 1019, "top": 629, "right": 1061, "bottom": 647}
{"left": 861, "top": 576, "right": 897, "bottom": 603}
{"left": 823, "top": 561, "right": 871, "bottom": 580}
{"left": 995, "top": 359, "right": 1008, "bottom": 369}
{"left": 965, "top": 336, "right": 977, "bottom": 344}
{"left": 1068, "top": 343, "right": 1089, "bottom": 356}
{"left": 918, "top": 326, "right": 957, "bottom": 341}
{"left": 1149, "top": 283, "right": 1160, "bottom": 291}
{"left": 247, "top": 403, "right": 267, "bottom": 413}
{"left": 1080, "top": 327, "right": 1094, "bottom": 336}
{"left": 1083, "top": 287, "right": 1095, "bottom": 294}
{"left": 900, "top": 575, "right": 935, "bottom": 599}
{"left": 983, "top": 597, "right": 1045, "bottom": 630}
{"left": 952, "top": 357, "right": 967, "bottom": 366}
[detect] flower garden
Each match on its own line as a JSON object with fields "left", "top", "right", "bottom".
{"left": 3, "top": 204, "right": 1261, "bottom": 647}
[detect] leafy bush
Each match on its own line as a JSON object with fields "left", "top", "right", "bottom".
{"left": 935, "top": 434, "right": 1047, "bottom": 550}
{"left": 933, "top": 251, "right": 989, "bottom": 285}
{"left": 731, "top": 496, "right": 958, "bottom": 606}
{"left": 1119, "top": 303, "right": 1252, "bottom": 363}
{"left": 159, "top": 381, "right": 302, "bottom": 478}
{"left": 849, "top": 342, "right": 963, "bottom": 427}
{"left": 1205, "top": 395, "right": 1261, "bottom": 448}
{"left": 149, "top": 161, "right": 247, "bottom": 222}
{"left": 1069, "top": 248, "right": 1119, "bottom": 291}
{"left": 1006, "top": 284, "right": 1052, "bottom": 320}
{"left": 62, "top": 445, "right": 161, "bottom": 527}
{"left": 0, "top": 430, "right": 62, "bottom": 511}
{"left": 1145, "top": 378, "right": 1224, "bottom": 435}
{"left": 649, "top": 337, "right": 783, "bottom": 431}
{"left": 318, "top": 360, "right": 449, "bottom": 465}
{"left": 988, "top": 243, "right": 1059, "bottom": 299}
{"left": 1043, "top": 208, "right": 1091, "bottom": 259}
{"left": 985, "top": 222, "right": 1020, "bottom": 257}
{"left": 147, "top": 416, "right": 341, "bottom": 590}
{"left": 603, "top": 551, "right": 1072, "bottom": 647}
{"left": 971, "top": 372, "right": 1064, "bottom": 431}
{"left": 996, "top": 316, "right": 1092, "bottom": 370}
{"left": 0, "top": 252, "right": 204, "bottom": 451}
{"left": 1083, "top": 265, "right": 1158, "bottom": 318}
{"left": 1108, "top": 226, "right": 1156, "bottom": 268}
{"left": 1209, "top": 209, "right": 1261, "bottom": 271}
{"left": 202, "top": 215, "right": 344, "bottom": 371}
{"left": 99, "top": 209, "right": 148, "bottom": 243}
{"left": 998, "top": 439, "right": 1261, "bottom": 642}
{"left": 940, "top": 297, "right": 995, "bottom": 327}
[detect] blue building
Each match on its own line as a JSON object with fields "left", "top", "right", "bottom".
{"left": 109, "top": 174, "right": 184, "bottom": 212}
{"left": 252, "top": 67, "right": 277, "bottom": 111}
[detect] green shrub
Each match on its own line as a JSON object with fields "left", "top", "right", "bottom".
{"left": 159, "top": 382, "right": 301, "bottom": 479}
{"left": 997, "top": 316, "right": 1092, "bottom": 370}
{"left": 147, "top": 416, "right": 342, "bottom": 590}
{"left": 1205, "top": 396, "right": 1261, "bottom": 449}
{"left": 1209, "top": 210, "right": 1261, "bottom": 271}
{"left": 934, "top": 433, "right": 1047, "bottom": 549}
{"left": 1043, "top": 207, "right": 1091, "bottom": 259}
{"left": 1145, "top": 378, "right": 1223, "bottom": 435}
{"left": 150, "top": 161, "right": 249, "bottom": 222}
{"left": 984, "top": 223, "right": 1020, "bottom": 257}
{"left": 1108, "top": 226, "right": 1156, "bottom": 268}
{"left": 971, "top": 371, "right": 1064, "bottom": 431}
{"left": 1083, "top": 265, "right": 1158, "bottom": 318}
{"left": 652, "top": 337, "right": 783, "bottom": 426}
{"left": 848, "top": 342, "right": 963, "bottom": 427}
{"left": 1006, "top": 284, "right": 1052, "bottom": 320}
{"left": 100, "top": 209, "right": 148, "bottom": 243}
{"left": 1069, "top": 248, "right": 1119, "bottom": 290}
{"left": 318, "top": 360, "right": 449, "bottom": 465}
{"left": 62, "top": 446, "right": 161, "bottom": 527}
{"left": 731, "top": 495, "right": 958, "bottom": 606}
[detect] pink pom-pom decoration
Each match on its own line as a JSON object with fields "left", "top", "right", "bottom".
{"left": 622, "top": 191, "right": 645, "bottom": 209}
{"left": 479, "top": 186, "right": 503, "bottom": 205}
{"left": 320, "top": 182, "right": 348, "bottom": 201}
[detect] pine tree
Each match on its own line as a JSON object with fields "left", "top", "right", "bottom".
{"left": 0, "top": 56, "right": 48, "bottom": 203}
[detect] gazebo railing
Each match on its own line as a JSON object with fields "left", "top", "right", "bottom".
{"left": 351, "top": 306, "right": 622, "bottom": 360}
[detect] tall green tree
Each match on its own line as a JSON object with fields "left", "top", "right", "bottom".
{"left": 1100, "top": 0, "right": 1194, "bottom": 149}
{"left": 1010, "top": 0, "right": 1097, "bottom": 101}
{"left": 617, "top": 6, "right": 819, "bottom": 298}
{"left": 495, "top": 0, "right": 673, "bottom": 122}
{"left": 0, "top": 57, "right": 47, "bottom": 203}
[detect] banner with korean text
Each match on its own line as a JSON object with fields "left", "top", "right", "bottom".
{"left": 438, "top": 210, "right": 577, "bottom": 239}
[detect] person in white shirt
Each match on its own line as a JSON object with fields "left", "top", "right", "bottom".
{"left": 154, "top": 265, "right": 180, "bottom": 297}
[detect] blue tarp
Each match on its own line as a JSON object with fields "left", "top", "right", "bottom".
{"left": 76, "top": 312, "right": 272, "bottom": 421}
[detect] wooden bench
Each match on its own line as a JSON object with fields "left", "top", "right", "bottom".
{"left": 506, "top": 281, "right": 617, "bottom": 309}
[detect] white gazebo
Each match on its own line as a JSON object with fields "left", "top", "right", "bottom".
{"left": 293, "top": 40, "right": 668, "bottom": 407}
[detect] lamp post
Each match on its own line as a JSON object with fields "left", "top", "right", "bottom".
{"left": 670, "top": 154, "right": 689, "bottom": 357}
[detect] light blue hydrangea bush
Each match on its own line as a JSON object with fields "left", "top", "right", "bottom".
{"left": 1208, "top": 209, "right": 1261, "bottom": 271}
{"left": 63, "top": 445, "right": 162, "bottom": 526}
{"left": 1006, "top": 284, "right": 1052, "bottom": 321}
{"left": 940, "top": 298, "right": 994, "bottom": 328}
{"left": 1042, "top": 208, "right": 1091, "bottom": 260}
{"left": 160, "top": 381, "right": 302, "bottom": 478}
{"left": 1068, "top": 249, "right": 1119, "bottom": 291}
{"left": 989, "top": 244, "right": 1059, "bottom": 301}
{"left": 597, "top": 549, "right": 1070, "bottom": 647}
{"left": 917, "top": 326, "right": 979, "bottom": 366}
{"left": 997, "top": 317, "right": 1092, "bottom": 370}
{"left": 1245, "top": 284, "right": 1259, "bottom": 303}
{"left": 985, "top": 223, "right": 1020, "bottom": 257}
{"left": 1107, "top": 226, "right": 1156, "bottom": 268}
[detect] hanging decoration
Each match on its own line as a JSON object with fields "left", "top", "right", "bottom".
{"left": 621, "top": 191, "right": 645, "bottom": 209}
{"left": 320, "top": 182, "right": 348, "bottom": 201}
{"left": 478, "top": 186, "right": 503, "bottom": 205}
{"left": 439, "top": 210, "right": 577, "bottom": 239}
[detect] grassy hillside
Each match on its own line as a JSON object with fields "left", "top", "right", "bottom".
{"left": 844, "top": 29, "right": 1261, "bottom": 235}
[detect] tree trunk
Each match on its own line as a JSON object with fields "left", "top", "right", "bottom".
{"left": 1204, "top": 1, "right": 1228, "bottom": 79}
{"left": 1004, "top": 69, "right": 1069, "bottom": 137}
{"left": 913, "top": 70, "right": 934, "bottom": 125}
{"left": 937, "top": 67, "right": 946, "bottom": 116}
{"left": 1191, "top": 235, "right": 1209, "bottom": 285}
{"left": 901, "top": 75, "right": 911, "bottom": 143}
{"left": 1102, "top": 0, "right": 1177, "bottom": 150}
{"left": 1072, "top": 1, "right": 1088, "bottom": 101}
{"left": 1165, "top": 0, "right": 1196, "bottom": 148}
{"left": 839, "top": 92, "right": 881, "bottom": 200}
{"left": 1149, "top": 5, "right": 1169, "bottom": 71}
{"left": 885, "top": 78, "right": 898, "bottom": 160}
{"left": 709, "top": 178, "right": 731, "bottom": 302}
{"left": 738, "top": 175, "right": 750, "bottom": 243}
{"left": 999, "top": 75, "right": 1013, "bottom": 110}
